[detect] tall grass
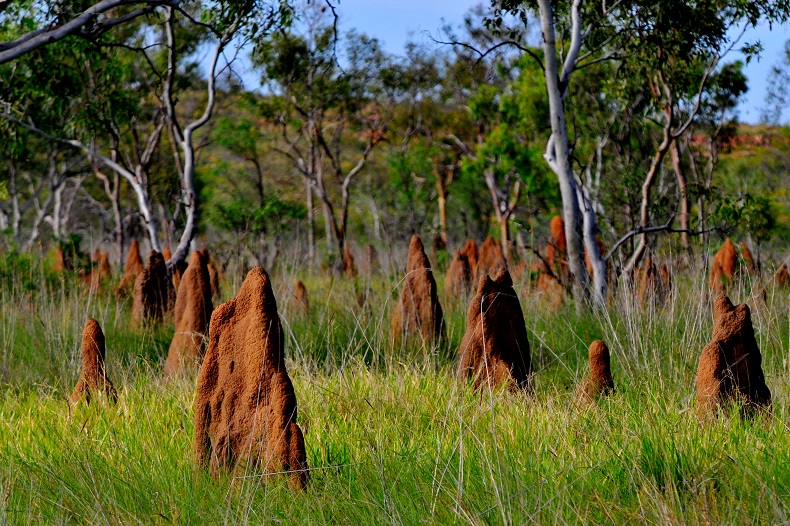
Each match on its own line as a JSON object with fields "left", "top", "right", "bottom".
{"left": 0, "top": 254, "right": 789, "bottom": 524}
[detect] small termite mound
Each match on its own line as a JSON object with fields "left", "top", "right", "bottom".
{"left": 445, "top": 251, "right": 472, "bottom": 300}
{"left": 70, "top": 318, "right": 117, "bottom": 405}
{"left": 193, "top": 267, "right": 309, "bottom": 489}
{"left": 293, "top": 279, "right": 309, "bottom": 315}
{"left": 575, "top": 340, "right": 614, "bottom": 403}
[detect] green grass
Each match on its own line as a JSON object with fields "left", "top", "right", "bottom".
{"left": 1, "top": 259, "right": 790, "bottom": 524}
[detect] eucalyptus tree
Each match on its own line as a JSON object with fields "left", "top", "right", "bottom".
{"left": 254, "top": 8, "right": 393, "bottom": 266}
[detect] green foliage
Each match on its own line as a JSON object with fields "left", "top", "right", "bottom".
{"left": 210, "top": 195, "right": 306, "bottom": 235}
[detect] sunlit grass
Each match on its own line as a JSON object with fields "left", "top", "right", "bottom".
{"left": 0, "top": 258, "right": 789, "bottom": 524}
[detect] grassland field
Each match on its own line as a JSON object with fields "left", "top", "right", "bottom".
{"left": 1, "top": 254, "right": 789, "bottom": 524}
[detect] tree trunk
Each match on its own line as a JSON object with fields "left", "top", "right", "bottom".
{"left": 577, "top": 185, "right": 607, "bottom": 307}
{"left": 306, "top": 181, "right": 315, "bottom": 269}
{"left": 670, "top": 138, "right": 690, "bottom": 261}
{"left": 437, "top": 174, "right": 448, "bottom": 248}
{"left": 537, "top": 0, "right": 589, "bottom": 306}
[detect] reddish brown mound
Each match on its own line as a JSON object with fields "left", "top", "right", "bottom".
{"left": 208, "top": 263, "right": 221, "bottom": 298}
{"left": 460, "top": 239, "right": 479, "bottom": 279}
{"left": 342, "top": 246, "right": 357, "bottom": 277}
{"left": 709, "top": 238, "right": 737, "bottom": 293}
{"left": 70, "top": 318, "right": 117, "bottom": 405}
{"left": 171, "top": 258, "right": 188, "bottom": 292}
{"left": 91, "top": 248, "right": 101, "bottom": 263}
{"left": 116, "top": 240, "right": 144, "bottom": 297}
{"left": 99, "top": 252, "right": 111, "bottom": 279}
{"left": 164, "top": 250, "right": 213, "bottom": 376}
{"left": 575, "top": 340, "right": 614, "bottom": 403}
{"left": 363, "top": 244, "right": 379, "bottom": 275}
{"left": 293, "top": 280, "right": 309, "bottom": 315}
{"left": 775, "top": 263, "right": 789, "bottom": 287}
{"left": 478, "top": 236, "right": 505, "bottom": 276}
{"left": 193, "top": 267, "right": 308, "bottom": 489}
{"left": 740, "top": 242, "right": 756, "bottom": 275}
{"left": 637, "top": 257, "right": 671, "bottom": 305}
{"left": 52, "top": 248, "right": 67, "bottom": 273}
{"left": 584, "top": 236, "right": 607, "bottom": 277}
{"left": 131, "top": 251, "right": 172, "bottom": 327}
{"left": 546, "top": 215, "right": 567, "bottom": 273}
{"left": 163, "top": 247, "right": 172, "bottom": 262}
{"left": 457, "top": 269, "right": 532, "bottom": 392}
{"left": 695, "top": 294, "right": 771, "bottom": 418}
{"left": 391, "top": 235, "right": 444, "bottom": 343}
{"left": 445, "top": 251, "right": 472, "bottom": 299}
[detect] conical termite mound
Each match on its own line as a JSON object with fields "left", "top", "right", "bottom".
{"left": 460, "top": 239, "right": 479, "bottom": 279}
{"left": 293, "top": 279, "right": 309, "bottom": 315}
{"left": 458, "top": 269, "right": 532, "bottom": 393}
{"left": 546, "top": 215, "right": 567, "bottom": 278}
{"left": 775, "top": 263, "right": 789, "bottom": 287}
{"left": 445, "top": 251, "right": 472, "bottom": 300}
{"left": 116, "top": 239, "right": 144, "bottom": 298}
{"left": 709, "top": 238, "right": 738, "bottom": 293}
{"left": 478, "top": 236, "right": 505, "bottom": 276}
{"left": 342, "top": 245, "right": 357, "bottom": 277}
{"left": 575, "top": 340, "right": 614, "bottom": 403}
{"left": 695, "top": 294, "right": 771, "bottom": 418}
{"left": 740, "top": 242, "right": 756, "bottom": 276}
{"left": 363, "top": 244, "right": 379, "bottom": 276}
{"left": 391, "top": 235, "right": 445, "bottom": 344}
{"left": 131, "top": 251, "right": 172, "bottom": 327}
{"left": 208, "top": 262, "right": 221, "bottom": 298}
{"left": 70, "top": 318, "right": 117, "bottom": 405}
{"left": 193, "top": 267, "right": 309, "bottom": 489}
{"left": 164, "top": 250, "right": 213, "bottom": 376}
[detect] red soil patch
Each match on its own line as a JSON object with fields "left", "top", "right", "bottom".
{"left": 695, "top": 294, "right": 771, "bottom": 418}
{"left": 391, "top": 235, "right": 444, "bottom": 344}
{"left": 164, "top": 250, "right": 213, "bottom": 376}
{"left": 457, "top": 269, "right": 532, "bottom": 392}
{"left": 70, "top": 318, "right": 117, "bottom": 405}
{"left": 193, "top": 267, "right": 308, "bottom": 489}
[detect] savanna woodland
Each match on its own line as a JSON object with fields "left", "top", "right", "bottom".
{"left": 1, "top": 0, "right": 790, "bottom": 523}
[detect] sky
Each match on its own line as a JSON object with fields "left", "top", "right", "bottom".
{"left": 326, "top": 0, "right": 790, "bottom": 125}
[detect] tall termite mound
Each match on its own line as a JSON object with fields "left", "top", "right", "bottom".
{"left": 458, "top": 269, "right": 532, "bottom": 392}
{"left": 546, "top": 215, "right": 567, "bottom": 277}
{"left": 116, "top": 239, "right": 144, "bottom": 297}
{"left": 575, "top": 340, "right": 614, "bottom": 403}
{"left": 695, "top": 294, "right": 771, "bottom": 418}
{"left": 164, "top": 250, "right": 213, "bottom": 376}
{"left": 71, "top": 318, "right": 117, "bottom": 405}
{"left": 478, "top": 236, "right": 505, "bottom": 276}
{"left": 445, "top": 251, "right": 472, "bottom": 299}
{"left": 132, "top": 251, "right": 172, "bottom": 327}
{"left": 709, "top": 238, "right": 738, "bottom": 293}
{"left": 193, "top": 267, "right": 308, "bottom": 489}
{"left": 460, "top": 239, "right": 479, "bottom": 279}
{"left": 391, "top": 235, "right": 444, "bottom": 344}
{"left": 293, "top": 280, "right": 309, "bottom": 315}
{"left": 208, "top": 263, "right": 221, "bottom": 298}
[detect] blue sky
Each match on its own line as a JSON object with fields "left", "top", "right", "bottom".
{"left": 329, "top": 0, "right": 790, "bottom": 125}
